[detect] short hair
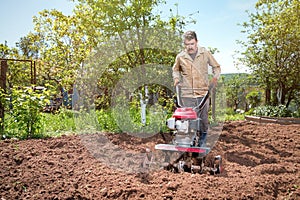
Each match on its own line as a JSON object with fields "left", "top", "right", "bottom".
{"left": 183, "top": 31, "right": 197, "bottom": 41}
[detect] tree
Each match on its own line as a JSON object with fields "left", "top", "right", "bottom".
{"left": 14, "top": 0, "right": 196, "bottom": 112}
{"left": 33, "top": 9, "right": 92, "bottom": 88}
{"left": 16, "top": 32, "right": 43, "bottom": 59}
{"left": 224, "top": 74, "right": 248, "bottom": 112}
{"left": 69, "top": 0, "right": 193, "bottom": 109}
{"left": 0, "top": 42, "right": 10, "bottom": 58}
{"left": 238, "top": 0, "right": 300, "bottom": 108}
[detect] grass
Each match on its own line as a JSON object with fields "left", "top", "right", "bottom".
{"left": 41, "top": 109, "right": 77, "bottom": 137}
{"left": 1, "top": 107, "right": 247, "bottom": 140}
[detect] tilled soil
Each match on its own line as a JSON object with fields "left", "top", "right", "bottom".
{"left": 0, "top": 121, "right": 299, "bottom": 199}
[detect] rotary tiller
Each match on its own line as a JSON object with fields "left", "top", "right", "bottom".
{"left": 155, "top": 86, "right": 222, "bottom": 174}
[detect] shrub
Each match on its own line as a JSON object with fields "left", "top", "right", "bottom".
{"left": 97, "top": 109, "right": 121, "bottom": 133}
{"left": 246, "top": 90, "right": 262, "bottom": 108}
{"left": 252, "top": 105, "right": 292, "bottom": 117}
{"left": 292, "top": 109, "right": 300, "bottom": 118}
{"left": 3, "top": 86, "right": 51, "bottom": 139}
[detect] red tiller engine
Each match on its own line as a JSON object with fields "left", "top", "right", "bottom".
{"left": 166, "top": 107, "right": 200, "bottom": 147}
{"left": 154, "top": 86, "right": 222, "bottom": 174}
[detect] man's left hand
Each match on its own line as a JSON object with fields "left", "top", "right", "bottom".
{"left": 210, "top": 77, "right": 218, "bottom": 88}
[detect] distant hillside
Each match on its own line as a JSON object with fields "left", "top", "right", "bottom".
{"left": 220, "top": 73, "right": 249, "bottom": 81}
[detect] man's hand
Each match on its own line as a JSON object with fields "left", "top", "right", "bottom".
{"left": 210, "top": 77, "right": 218, "bottom": 88}
{"left": 174, "top": 79, "right": 180, "bottom": 86}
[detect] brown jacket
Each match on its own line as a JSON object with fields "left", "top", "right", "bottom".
{"left": 172, "top": 47, "right": 221, "bottom": 97}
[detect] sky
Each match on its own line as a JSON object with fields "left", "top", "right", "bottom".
{"left": 0, "top": 0, "right": 257, "bottom": 74}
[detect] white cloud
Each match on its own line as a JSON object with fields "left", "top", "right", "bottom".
{"left": 214, "top": 49, "right": 249, "bottom": 74}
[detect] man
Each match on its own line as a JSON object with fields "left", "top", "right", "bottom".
{"left": 172, "top": 31, "right": 221, "bottom": 147}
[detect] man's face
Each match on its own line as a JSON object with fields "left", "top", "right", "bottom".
{"left": 184, "top": 39, "right": 198, "bottom": 54}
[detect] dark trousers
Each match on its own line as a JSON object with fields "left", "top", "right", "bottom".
{"left": 181, "top": 97, "right": 209, "bottom": 147}
{"left": 181, "top": 97, "right": 209, "bottom": 133}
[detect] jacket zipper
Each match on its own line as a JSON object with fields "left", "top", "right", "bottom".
{"left": 191, "top": 62, "right": 194, "bottom": 96}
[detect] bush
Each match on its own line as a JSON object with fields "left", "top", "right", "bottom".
{"left": 292, "top": 109, "right": 300, "bottom": 118}
{"left": 252, "top": 105, "right": 292, "bottom": 117}
{"left": 246, "top": 90, "right": 262, "bottom": 108}
{"left": 96, "top": 109, "right": 121, "bottom": 133}
{"left": 2, "top": 86, "right": 51, "bottom": 139}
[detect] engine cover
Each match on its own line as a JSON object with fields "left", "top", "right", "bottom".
{"left": 172, "top": 107, "right": 197, "bottom": 120}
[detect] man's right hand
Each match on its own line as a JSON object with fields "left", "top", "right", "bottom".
{"left": 174, "top": 79, "right": 180, "bottom": 86}
{"left": 209, "top": 77, "right": 218, "bottom": 89}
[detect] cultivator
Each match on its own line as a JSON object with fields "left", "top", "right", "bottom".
{"left": 154, "top": 86, "right": 222, "bottom": 174}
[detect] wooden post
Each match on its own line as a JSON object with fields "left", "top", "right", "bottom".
{"left": 0, "top": 60, "right": 7, "bottom": 133}
{"left": 211, "top": 87, "right": 216, "bottom": 122}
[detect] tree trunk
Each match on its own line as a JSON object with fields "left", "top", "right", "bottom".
{"left": 265, "top": 77, "right": 271, "bottom": 105}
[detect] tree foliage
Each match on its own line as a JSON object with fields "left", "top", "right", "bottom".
{"left": 239, "top": 0, "right": 300, "bottom": 108}
{"left": 16, "top": 32, "right": 43, "bottom": 59}
{"left": 0, "top": 0, "right": 199, "bottom": 135}
{"left": 70, "top": 0, "right": 192, "bottom": 110}
{"left": 33, "top": 9, "right": 91, "bottom": 88}
{"left": 2, "top": 0, "right": 195, "bottom": 107}
{"left": 0, "top": 42, "right": 10, "bottom": 58}
{"left": 224, "top": 74, "right": 249, "bottom": 111}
